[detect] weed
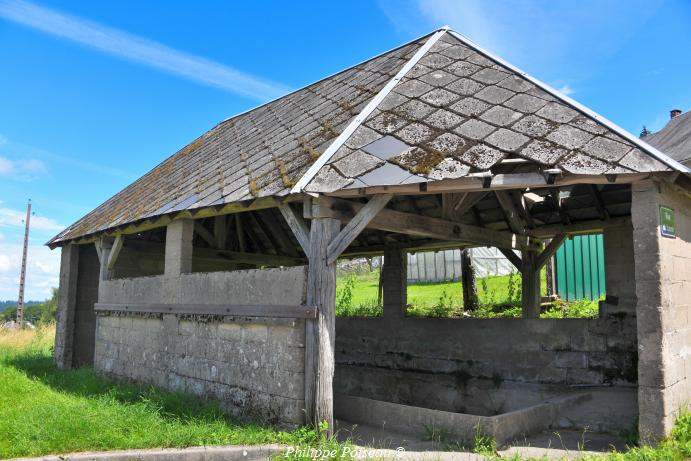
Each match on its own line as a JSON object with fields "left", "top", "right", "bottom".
{"left": 473, "top": 421, "right": 497, "bottom": 455}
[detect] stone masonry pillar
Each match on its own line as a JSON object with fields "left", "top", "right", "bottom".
{"left": 165, "top": 219, "right": 194, "bottom": 276}
{"left": 631, "top": 180, "right": 691, "bottom": 443}
{"left": 54, "top": 243, "right": 79, "bottom": 369}
{"left": 383, "top": 247, "right": 407, "bottom": 320}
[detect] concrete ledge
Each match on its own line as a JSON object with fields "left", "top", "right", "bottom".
{"left": 334, "top": 393, "right": 589, "bottom": 445}
{"left": 8, "top": 444, "right": 283, "bottom": 461}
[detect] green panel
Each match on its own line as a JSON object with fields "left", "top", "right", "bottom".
{"left": 554, "top": 233, "right": 606, "bottom": 301}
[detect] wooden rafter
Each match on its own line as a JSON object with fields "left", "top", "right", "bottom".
{"left": 494, "top": 190, "right": 525, "bottom": 234}
{"left": 194, "top": 221, "right": 216, "bottom": 247}
{"left": 278, "top": 203, "right": 311, "bottom": 255}
{"left": 588, "top": 184, "right": 610, "bottom": 221}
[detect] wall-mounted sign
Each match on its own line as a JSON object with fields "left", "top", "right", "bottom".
{"left": 660, "top": 206, "right": 676, "bottom": 238}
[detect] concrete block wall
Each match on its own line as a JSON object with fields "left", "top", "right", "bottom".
{"left": 631, "top": 181, "right": 691, "bottom": 442}
{"left": 93, "top": 265, "right": 309, "bottom": 427}
{"left": 335, "top": 316, "right": 638, "bottom": 423}
{"left": 95, "top": 314, "right": 306, "bottom": 427}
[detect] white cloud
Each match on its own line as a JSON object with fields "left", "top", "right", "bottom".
{"left": 557, "top": 84, "right": 574, "bottom": 96}
{"left": 0, "top": 207, "right": 64, "bottom": 232}
{"left": 0, "top": 155, "right": 48, "bottom": 177}
{"left": 0, "top": 0, "right": 291, "bottom": 101}
{"left": 0, "top": 242, "right": 60, "bottom": 300}
{"left": 0, "top": 157, "right": 13, "bottom": 174}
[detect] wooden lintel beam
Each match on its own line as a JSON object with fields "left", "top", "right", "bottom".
{"left": 279, "top": 204, "right": 311, "bottom": 255}
{"left": 326, "top": 194, "right": 392, "bottom": 264}
{"left": 194, "top": 222, "right": 216, "bottom": 247}
{"left": 528, "top": 216, "right": 631, "bottom": 237}
{"left": 536, "top": 233, "right": 567, "bottom": 269}
{"left": 453, "top": 192, "right": 488, "bottom": 219}
{"left": 321, "top": 196, "right": 535, "bottom": 251}
{"left": 327, "top": 172, "right": 650, "bottom": 197}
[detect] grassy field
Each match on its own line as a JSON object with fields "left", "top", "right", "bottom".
{"left": 1, "top": 325, "right": 691, "bottom": 460}
{"left": 0, "top": 324, "right": 337, "bottom": 459}
{"left": 336, "top": 270, "right": 599, "bottom": 318}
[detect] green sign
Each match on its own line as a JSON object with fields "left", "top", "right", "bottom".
{"left": 660, "top": 206, "right": 676, "bottom": 238}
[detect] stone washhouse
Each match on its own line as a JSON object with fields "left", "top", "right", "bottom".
{"left": 49, "top": 27, "right": 690, "bottom": 444}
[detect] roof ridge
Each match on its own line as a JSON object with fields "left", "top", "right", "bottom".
{"left": 290, "top": 27, "right": 450, "bottom": 193}
{"left": 445, "top": 29, "right": 689, "bottom": 173}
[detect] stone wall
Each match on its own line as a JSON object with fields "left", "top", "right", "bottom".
{"left": 632, "top": 181, "right": 691, "bottom": 442}
{"left": 95, "top": 314, "right": 306, "bottom": 427}
{"left": 93, "top": 266, "right": 309, "bottom": 427}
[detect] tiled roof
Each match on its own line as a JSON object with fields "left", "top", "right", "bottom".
{"left": 48, "top": 37, "right": 426, "bottom": 245}
{"left": 303, "top": 31, "right": 681, "bottom": 192}
{"left": 644, "top": 111, "right": 691, "bottom": 166}
{"left": 50, "top": 28, "right": 686, "bottom": 245}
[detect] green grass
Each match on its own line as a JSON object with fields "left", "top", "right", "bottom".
{"left": 336, "top": 270, "right": 599, "bottom": 319}
{"left": 0, "top": 325, "right": 346, "bottom": 459}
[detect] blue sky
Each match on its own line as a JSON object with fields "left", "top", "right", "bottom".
{"left": 0, "top": 0, "right": 689, "bottom": 300}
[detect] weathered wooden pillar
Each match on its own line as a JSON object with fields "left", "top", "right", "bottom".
{"left": 54, "top": 243, "right": 79, "bottom": 369}
{"left": 383, "top": 247, "right": 407, "bottom": 319}
{"left": 98, "top": 238, "right": 113, "bottom": 281}
{"left": 165, "top": 219, "right": 194, "bottom": 276}
{"left": 521, "top": 250, "right": 540, "bottom": 318}
{"left": 461, "top": 249, "right": 478, "bottom": 310}
{"left": 305, "top": 214, "right": 340, "bottom": 430}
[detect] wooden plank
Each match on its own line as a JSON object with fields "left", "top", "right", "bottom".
{"left": 305, "top": 216, "right": 340, "bottom": 430}
{"left": 494, "top": 191, "right": 525, "bottom": 234}
{"left": 328, "top": 172, "right": 650, "bottom": 197}
{"left": 326, "top": 194, "right": 392, "bottom": 264}
{"left": 536, "top": 233, "right": 567, "bottom": 269}
{"left": 194, "top": 221, "right": 216, "bottom": 247}
{"left": 499, "top": 248, "right": 522, "bottom": 271}
{"left": 106, "top": 235, "right": 124, "bottom": 270}
{"left": 528, "top": 216, "right": 631, "bottom": 237}
{"left": 94, "top": 302, "right": 317, "bottom": 319}
{"left": 279, "top": 203, "right": 311, "bottom": 255}
{"left": 322, "top": 196, "right": 535, "bottom": 251}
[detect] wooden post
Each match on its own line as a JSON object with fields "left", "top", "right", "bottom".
{"left": 521, "top": 250, "right": 540, "bottom": 318}
{"left": 461, "top": 249, "right": 478, "bottom": 311}
{"left": 165, "top": 219, "right": 194, "bottom": 276}
{"left": 305, "top": 214, "right": 340, "bottom": 431}
{"left": 382, "top": 248, "right": 407, "bottom": 319}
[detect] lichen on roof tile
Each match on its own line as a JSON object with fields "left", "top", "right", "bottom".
{"left": 497, "top": 76, "right": 535, "bottom": 93}
{"left": 511, "top": 115, "right": 554, "bottom": 137}
{"left": 332, "top": 150, "right": 385, "bottom": 178}
{"left": 536, "top": 102, "right": 579, "bottom": 123}
{"left": 520, "top": 140, "right": 567, "bottom": 165}
{"left": 504, "top": 93, "right": 548, "bottom": 114}
{"left": 471, "top": 68, "right": 510, "bottom": 85}
{"left": 418, "top": 52, "right": 454, "bottom": 69}
{"left": 475, "top": 86, "right": 515, "bottom": 104}
{"left": 425, "top": 109, "right": 465, "bottom": 130}
{"left": 427, "top": 157, "right": 470, "bottom": 180}
{"left": 447, "top": 78, "right": 485, "bottom": 96}
{"left": 619, "top": 148, "right": 670, "bottom": 172}
{"left": 456, "top": 144, "right": 506, "bottom": 169}
{"left": 390, "top": 147, "right": 445, "bottom": 174}
{"left": 449, "top": 97, "right": 490, "bottom": 116}
{"left": 393, "top": 79, "right": 433, "bottom": 97}
{"left": 428, "top": 132, "right": 467, "bottom": 154}
{"left": 455, "top": 119, "right": 496, "bottom": 140}
{"left": 485, "top": 128, "right": 529, "bottom": 152}
{"left": 420, "top": 88, "right": 462, "bottom": 107}
{"left": 419, "top": 70, "right": 458, "bottom": 87}
{"left": 305, "top": 165, "right": 353, "bottom": 192}
{"left": 581, "top": 136, "right": 632, "bottom": 162}
{"left": 344, "top": 126, "right": 381, "bottom": 150}
{"left": 367, "top": 112, "right": 409, "bottom": 134}
{"left": 395, "top": 122, "right": 435, "bottom": 145}
{"left": 394, "top": 99, "right": 437, "bottom": 119}
{"left": 446, "top": 61, "right": 481, "bottom": 77}
{"left": 480, "top": 106, "right": 523, "bottom": 127}
{"left": 559, "top": 153, "right": 609, "bottom": 174}
{"left": 546, "top": 125, "right": 594, "bottom": 150}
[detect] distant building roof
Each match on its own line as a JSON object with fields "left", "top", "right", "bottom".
{"left": 48, "top": 27, "right": 688, "bottom": 246}
{"left": 643, "top": 111, "right": 691, "bottom": 166}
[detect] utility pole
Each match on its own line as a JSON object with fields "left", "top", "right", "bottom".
{"left": 16, "top": 200, "right": 31, "bottom": 328}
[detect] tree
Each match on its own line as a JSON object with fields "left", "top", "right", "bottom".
{"left": 640, "top": 126, "right": 652, "bottom": 138}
